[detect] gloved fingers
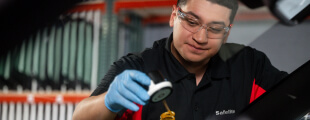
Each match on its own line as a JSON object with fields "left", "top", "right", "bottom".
{"left": 127, "top": 70, "right": 151, "bottom": 86}
{"left": 104, "top": 70, "right": 151, "bottom": 112}
{"left": 123, "top": 79, "right": 150, "bottom": 102}
{"left": 119, "top": 87, "right": 147, "bottom": 106}
{"left": 116, "top": 94, "right": 140, "bottom": 111}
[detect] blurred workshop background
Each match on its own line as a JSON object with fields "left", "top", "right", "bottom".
{"left": 0, "top": 0, "right": 309, "bottom": 120}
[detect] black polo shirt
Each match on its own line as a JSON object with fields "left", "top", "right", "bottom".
{"left": 91, "top": 33, "right": 288, "bottom": 120}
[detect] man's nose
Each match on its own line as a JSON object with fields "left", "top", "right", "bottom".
{"left": 192, "top": 27, "right": 208, "bottom": 44}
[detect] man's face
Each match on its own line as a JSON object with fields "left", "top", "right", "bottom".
{"left": 170, "top": 0, "right": 231, "bottom": 63}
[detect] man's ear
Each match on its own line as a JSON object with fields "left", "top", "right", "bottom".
{"left": 223, "top": 24, "right": 233, "bottom": 44}
{"left": 169, "top": 5, "right": 178, "bottom": 27}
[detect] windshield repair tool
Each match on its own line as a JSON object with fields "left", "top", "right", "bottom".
{"left": 147, "top": 71, "right": 173, "bottom": 103}
{"left": 160, "top": 100, "right": 175, "bottom": 120}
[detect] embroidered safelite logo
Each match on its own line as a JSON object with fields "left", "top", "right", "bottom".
{"left": 215, "top": 109, "right": 235, "bottom": 115}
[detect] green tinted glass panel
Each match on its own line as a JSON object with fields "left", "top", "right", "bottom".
{"left": 77, "top": 20, "right": 86, "bottom": 80}
{"left": 4, "top": 52, "right": 11, "bottom": 80}
{"left": 18, "top": 40, "right": 26, "bottom": 73}
{"left": 84, "top": 22, "right": 93, "bottom": 84}
{"left": 69, "top": 20, "right": 78, "bottom": 81}
{"left": 47, "top": 26, "right": 56, "bottom": 79}
{"left": 32, "top": 30, "right": 41, "bottom": 76}
{"left": 62, "top": 22, "right": 70, "bottom": 76}
{"left": 54, "top": 26, "right": 63, "bottom": 83}
{"left": 39, "top": 28, "right": 48, "bottom": 80}
{"left": 25, "top": 36, "right": 34, "bottom": 76}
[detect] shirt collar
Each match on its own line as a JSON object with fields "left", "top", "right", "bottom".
{"left": 164, "top": 33, "right": 173, "bottom": 52}
{"left": 161, "top": 33, "right": 190, "bottom": 82}
{"left": 208, "top": 53, "right": 231, "bottom": 79}
{"left": 162, "top": 33, "right": 231, "bottom": 83}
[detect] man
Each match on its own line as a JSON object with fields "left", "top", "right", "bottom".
{"left": 73, "top": 0, "right": 287, "bottom": 119}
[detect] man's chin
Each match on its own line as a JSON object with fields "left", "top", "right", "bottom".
{"left": 183, "top": 54, "right": 212, "bottom": 64}
{"left": 185, "top": 57, "right": 206, "bottom": 64}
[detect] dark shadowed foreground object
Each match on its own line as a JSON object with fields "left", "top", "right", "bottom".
{"left": 237, "top": 60, "right": 310, "bottom": 120}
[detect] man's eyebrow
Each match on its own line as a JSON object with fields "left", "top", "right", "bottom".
{"left": 184, "top": 11, "right": 227, "bottom": 26}
{"left": 185, "top": 11, "right": 200, "bottom": 20}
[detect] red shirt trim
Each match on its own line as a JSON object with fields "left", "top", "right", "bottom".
{"left": 115, "top": 104, "right": 143, "bottom": 120}
{"left": 250, "top": 78, "right": 266, "bottom": 103}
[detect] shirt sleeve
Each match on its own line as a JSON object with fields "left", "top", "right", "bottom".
{"left": 253, "top": 49, "right": 288, "bottom": 91}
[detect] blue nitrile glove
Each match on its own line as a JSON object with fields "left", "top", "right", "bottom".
{"left": 104, "top": 70, "right": 151, "bottom": 113}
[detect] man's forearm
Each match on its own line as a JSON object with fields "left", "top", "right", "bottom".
{"left": 72, "top": 92, "right": 117, "bottom": 120}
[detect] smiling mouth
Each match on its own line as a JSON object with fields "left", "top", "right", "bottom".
{"left": 188, "top": 44, "right": 209, "bottom": 50}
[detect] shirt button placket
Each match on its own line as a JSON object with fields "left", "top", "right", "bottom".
{"left": 194, "top": 103, "right": 199, "bottom": 111}
{"left": 193, "top": 102, "right": 200, "bottom": 120}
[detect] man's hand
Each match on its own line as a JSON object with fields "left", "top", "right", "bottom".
{"left": 105, "top": 70, "right": 151, "bottom": 113}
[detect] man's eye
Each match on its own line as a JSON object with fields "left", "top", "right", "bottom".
{"left": 209, "top": 27, "right": 223, "bottom": 33}
{"left": 186, "top": 19, "right": 199, "bottom": 26}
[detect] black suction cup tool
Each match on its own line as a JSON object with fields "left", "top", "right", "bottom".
{"left": 147, "top": 71, "right": 173, "bottom": 103}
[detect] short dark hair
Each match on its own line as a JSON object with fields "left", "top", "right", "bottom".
{"left": 177, "top": 0, "right": 239, "bottom": 24}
